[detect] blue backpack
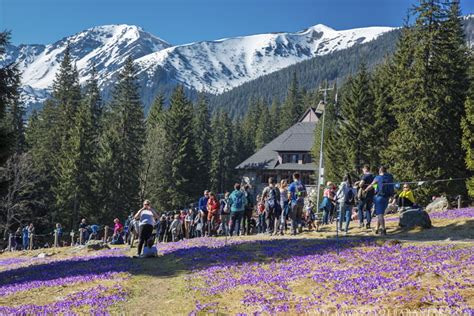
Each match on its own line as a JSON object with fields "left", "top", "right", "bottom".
{"left": 378, "top": 173, "right": 395, "bottom": 197}
{"left": 234, "top": 192, "right": 244, "bottom": 210}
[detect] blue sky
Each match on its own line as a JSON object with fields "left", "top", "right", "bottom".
{"left": 1, "top": 0, "right": 473, "bottom": 46}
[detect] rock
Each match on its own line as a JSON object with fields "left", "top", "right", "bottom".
{"left": 37, "top": 252, "right": 54, "bottom": 258}
{"left": 85, "top": 240, "right": 110, "bottom": 251}
{"left": 425, "top": 196, "right": 450, "bottom": 213}
{"left": 399, "top": 208, "right": 432, "bottom": 229}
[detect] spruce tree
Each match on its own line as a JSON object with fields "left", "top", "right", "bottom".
{"left": 269, "top": 99, "right": 281, "bottom": 140}
{"left": 255, "top": 99, "right": 272, "bottom": 150}
{"left": 335, "top": 65, "right": 376, "bottom": 175}
{"left": 461, "top": 54, "right": 474, "bottom": 197}
{"left": 386, "top": 0, "right": 469, "bottom": 200}
{"left": 161, "top": 85, "right": 197, "bottom": 208}
{"left": 0, "top": 31, "right": 21, "bottom": 164}
{"left": 193, "top": 95, "right": 212, "bottom": 190}
{"left": 210, "top": 111, "right": 235, "bottom": 193}
{"left": 97, "top": 57, "right": 145, "bottom": 221}
{"left": 147, "top": 93, "right": 164, "bottom": 129}
{"left": 280, "top": 72, "right": 302, "bottom": 132}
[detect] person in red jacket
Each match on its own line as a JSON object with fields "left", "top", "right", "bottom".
{"left": 207, "top": 192, "right": 220, "bottom": 236}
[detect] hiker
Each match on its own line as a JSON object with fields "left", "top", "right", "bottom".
{"left": 198, "top": 190, "right": 210, "bottom": 236}
{"left": 288, "top": 172, "right": 307, "bottom": 235}
{"left": 397, "top": 184, "right": 416, "bottom": 208}
{"left": 219, "top": 192, "right": 231, "bottom": 236}
{"left": 134, "top": 200, "right": 159, "bottom": 256}
{"left": 364, "top": 166, "right": 395, "bottom": 236}
{"left": 79, "top": 218, "right": 88, "bottom": 244}
{"left": 141, "top": 238, "right": 157, "bottom": 258}
{"left": 356, "top": 165, "right": 375, "bottom": 229}
{"left": 336, "top": 174, "right": 356, "bottom": 235}
{"left": 262, "top": 177, "right": 281, "bottom": 235}
{"left": 158, "top": 215, "right": 168, "bottom": 242}
{"left": 279, "top": 180, "right": 289, "bottom": 233}
{"left": 22, "top": 225, "right": 29, "bottom": 250}
{"left": 169, "top": 214, "right": 183, "bottom": 242}
{"left": 320, "top": 182, "right": 337, "bottom": 225}
{"left": 88, "top": 224, "right": 100, "bottom": 241}
{"left": 242, "top": 184, "right": 255, "bottom": 235}
{"left": 207, "top": 192, "right": 220, "bottom": 236}
{"left": 256, "top": 195, "right": 266, "bottom": 234}
{"left": 54, "top": 223, "right": 63, "bottom": 246}
{"left": 185, "top": 209, "right": 194, "bottom": 239}
{"left": 14, "top": 227, "right": 22, "bottom": 250}
{"left": 229, "top": 183, "right": 246, "bottom": 236}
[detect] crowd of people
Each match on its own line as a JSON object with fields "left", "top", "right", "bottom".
{"left": 5, "top": 167, "right": 413, "bottom": 256}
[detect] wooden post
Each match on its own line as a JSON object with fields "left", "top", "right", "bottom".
{"left": 54, "top": 230, "right": 59, "bottom": 247}
{"left": 7, "top": 233, "right": 12, "bottom": 252}
{"left": 79, "top": 229, "right": 84, "bottom": 245}
{"left": 457, "top": 195, "right": 462, "bottom": 209}
{"left": 70, "top": 231, "right": 75, "bottom": 246}
{"left": 29, "top": 234, "right": 33, "bottom": 250}
{"left": 104, "top": 226, "right": 109, "bottom": 243}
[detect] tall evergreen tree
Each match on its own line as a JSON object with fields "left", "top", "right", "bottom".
{"left": 335, "top": 65, "right": 376, "bottom": 175}
{"left": 210, "top": 111, "right": 235, "bottom": 193}
{"left": 269, "top": 99, "right": 281, "bottom": 140}
{"left": 161, "top": 85, "right": 197, "bottom": 208}
{"left": 386, "top": 0, "right": 469, "bottom": 200}
{"left": 255, "top": 99, "right": 272, "bottom": 150}
{"left": 97, "top": 57, "right": 145, "bottom": 221}
{"left": 280, "top": 72, "right": 302, "bottom": 132}
{"left": 461, "top": 54, "right": 474, "bottom": 197}
{"left": 193, "top": 95, "right": 212, "bottom": 190}
{"left": 0, "top": 31, "right": 21, "bottom": 164}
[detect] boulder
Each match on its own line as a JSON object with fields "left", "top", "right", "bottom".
{"left": 425, "top": 196, "right": 450, "bottom": 213}
{"left": 399, "top": 208, "right": 432, "bottom": 229}
{"left": 86, "top": 240, "right": 110, "bottom": 251}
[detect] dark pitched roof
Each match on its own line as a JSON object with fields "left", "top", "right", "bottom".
{"left": 236, "top": 121, "right": 316, "bottom": 170}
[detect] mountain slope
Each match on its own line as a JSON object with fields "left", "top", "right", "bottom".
{"left": 3, "top": 23, "right": 393, "bottom": 112}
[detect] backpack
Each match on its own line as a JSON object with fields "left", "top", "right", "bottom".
{"left": 296, "top": 181, "right": 307, "bottom": 204}
{"left": 267, "top": 188, "right": 278, "bottom": 209}
{"left": 345, "top": 188, "right": 355, "bottom": 204}
{"left": 233, "top": 192, "right": 244, "bottom": 210}
{"left": 378, "top": 173, "right": 395, "bottom": 197}
{"left": 221, "top": 199, "right": 230, "bottom": 214}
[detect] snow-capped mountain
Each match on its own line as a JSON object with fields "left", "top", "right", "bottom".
{"left": 3, "top": 23, "right": 393, "bottom": 111}
{"left": 135, "top": 24, "right": 392, "bottom": 94}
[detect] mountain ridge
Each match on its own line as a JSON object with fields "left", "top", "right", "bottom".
{"left": 2, "top": 23, "right": 394, "bottom": 112}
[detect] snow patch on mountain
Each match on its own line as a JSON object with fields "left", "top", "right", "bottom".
{"left": 4, "top": 23, "right": 393, "bottom": 110}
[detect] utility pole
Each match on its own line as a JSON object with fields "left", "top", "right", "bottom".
{"left": 316, "top": 85, "right": 334, "bottom": 211}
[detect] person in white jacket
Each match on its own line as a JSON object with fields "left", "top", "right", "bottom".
{"left": 336, "top": 174, "right": 357, "bottom": 234}
{"left": 169, "top": 214, "right": 183, "bottom": 242}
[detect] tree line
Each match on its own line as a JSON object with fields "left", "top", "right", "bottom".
{"left": 314, "top": 0, "right": 473, "bottom": 204}
{"left": 0, "top": 38, "right": 319, "bottom": 237}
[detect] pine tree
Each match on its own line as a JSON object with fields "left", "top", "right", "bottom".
{"left": 161, "top": 85, "right": 197, "bottom": 208}
{"left": 241, "top": 98, "right": 260, "bottom": 153}
{"left": 269, "top": 99, "right": 281, "bottom": 139}
{"left": 255, "top": 99, "right": 272, "bottom": 149}
{"left": 97, "top": 57, "right": 145, "bottom": 221}
{"left": 147, "top": 93, "right": 164, "bottom": 129}
{"left": 0, "top": 31, "right": 21, "bottom": 164}
{"left": 280, "top": 72, "right": 302, "bottom": 132}
{"left": 461, "top": 54, "right": 474, "bottom": 197}
{"left": 193, "top": 95, "right": 212, "bottom": 190}
{"left": 335, "top": 65, "right": 376, "bottom": 175}
{"left": 210, "top": 111, "right": 235, "bottom": 193}
{"left": 371, "top": 62, "right": 396, "bottom": 169}
{"left": 386, "top": 0, "right": 469, "bottom": 200}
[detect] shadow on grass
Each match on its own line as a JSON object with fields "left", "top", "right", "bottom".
{"left": 0, "top": 237, "right": 372, "bottom": 287}
{"left": 1, "top": 218, "right": 472, "bottom": 287}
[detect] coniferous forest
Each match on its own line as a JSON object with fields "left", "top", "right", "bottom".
{"left": 0, "top": 0, "right": 473, "bottom": 238}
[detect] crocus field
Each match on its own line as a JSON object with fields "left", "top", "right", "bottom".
{"left": 0, "top": 208, "right": 473, "bottom": 315}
